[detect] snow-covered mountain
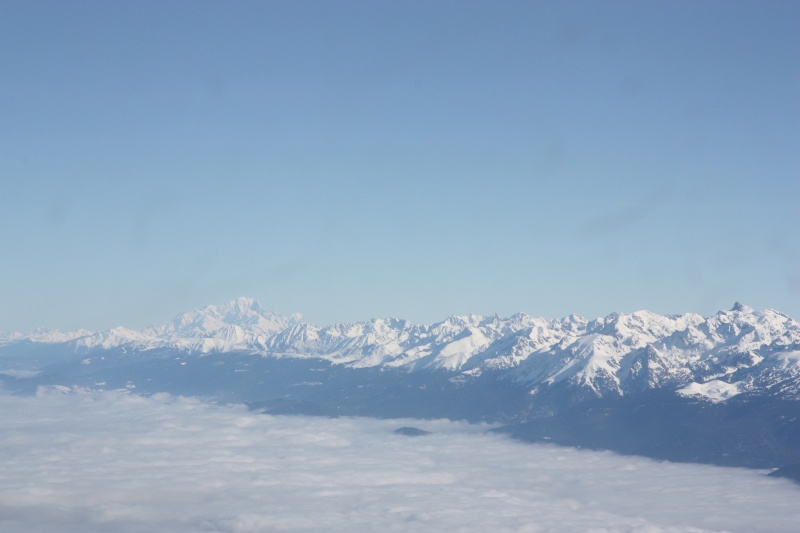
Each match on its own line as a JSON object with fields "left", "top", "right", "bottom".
{"left": 0, "top": 327, "right": 95, "bottom": 345}
{"left": 3, "top": 298, "right": 799, "bottom": 401}
{"left": 68, "top": 297, "right": 302, "bottom": 353}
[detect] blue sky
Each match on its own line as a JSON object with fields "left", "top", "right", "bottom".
{"left": 1, "top": 0, "right": 798, "bottom": 331}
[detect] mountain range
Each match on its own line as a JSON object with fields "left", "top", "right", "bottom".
{"left": 3, "top": 297, "right": 798, "bottom": 402}
{"left": 2, "top": 297, "right": 799, "bottom": 475}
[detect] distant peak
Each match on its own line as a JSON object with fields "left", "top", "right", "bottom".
{"left": 228, "top": 296, "right": 262, "bottom": 310}
{"left": 203, "top": 297, "right": 266, "bottom": 317}
{"left": 730, "top": 302, "right": 753, "bottom": 313}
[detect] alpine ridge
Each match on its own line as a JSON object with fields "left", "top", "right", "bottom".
{"left": 2, "top": 298, "right": 799, "bottom": 402}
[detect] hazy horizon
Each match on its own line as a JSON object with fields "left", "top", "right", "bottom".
{"left": 3, "top": 295, "right": 798, "bottom": 335}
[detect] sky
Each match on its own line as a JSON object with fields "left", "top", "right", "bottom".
{"left": 0, "top": 388, "right": 798, "bottom": 532}
{"left": 1, "top": 1, "right": 798, "bottom": 331}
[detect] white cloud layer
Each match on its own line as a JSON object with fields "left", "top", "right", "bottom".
{"left": 0, "top": 389, "right": 798, "bottom": 533}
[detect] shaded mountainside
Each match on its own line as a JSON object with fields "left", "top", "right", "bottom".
{"left": 1, "top": 298, "right": 799, "bottom": 474}
{"left": 494, "top": 391, "right": 800, "bottom": 469}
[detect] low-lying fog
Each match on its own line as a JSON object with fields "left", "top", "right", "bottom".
{"left": 1, "top": 388, "right": 797, "bottom": 532}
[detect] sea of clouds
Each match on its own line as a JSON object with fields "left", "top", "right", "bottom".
{"left": 0, "top": 388, "right": 797, "bottom": 533}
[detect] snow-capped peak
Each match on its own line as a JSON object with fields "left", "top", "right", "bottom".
{"left": 68, "top": 298, "right": 301, "bottom": 354}
{"left": 146, "top": 298, "right": 301, "bottom": 340}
